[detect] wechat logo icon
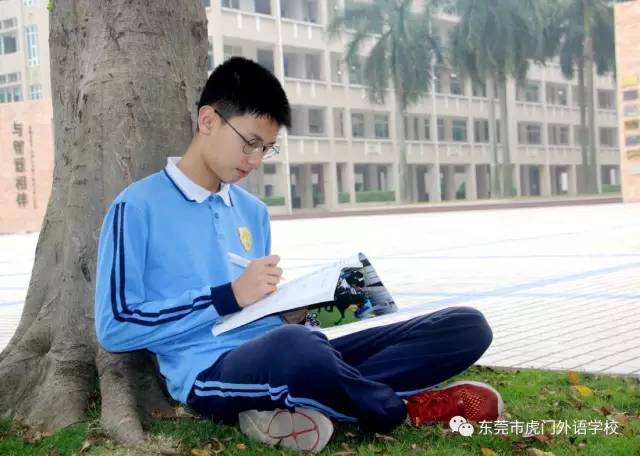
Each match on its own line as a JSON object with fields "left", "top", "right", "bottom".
{"left": 450, "top": 416, "right": 474, "bottom": 437}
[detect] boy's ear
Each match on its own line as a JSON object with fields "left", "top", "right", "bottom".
{"left": 198, "top": 105, "right": 217, "bottom": 134}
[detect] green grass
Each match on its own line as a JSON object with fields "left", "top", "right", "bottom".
{"left": 1, "top": 366, "right": 638, "bottom": 455}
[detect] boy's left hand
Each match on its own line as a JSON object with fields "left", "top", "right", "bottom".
{"left": 281, "top": 308, "right": 308, "bottom": 324}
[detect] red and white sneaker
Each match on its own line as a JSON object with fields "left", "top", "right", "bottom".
{"left": 238, "top": 407, "right": 333, "bottom": 453}
{"left": 406, "top": 381, "right": 504, "bottom": 427}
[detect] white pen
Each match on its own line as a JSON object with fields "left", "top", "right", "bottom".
{"left": 227, "top": 252, "right": 285, "bottom": 281}
{"left": 227, "top": 252, "right": 251, "bottom": 268}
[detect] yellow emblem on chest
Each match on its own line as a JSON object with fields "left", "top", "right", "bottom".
{"left": 238, "top": 226, "right": 252, "bottom": 252}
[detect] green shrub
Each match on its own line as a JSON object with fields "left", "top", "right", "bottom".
{"left": 260, "top": 196, "right": 285, "bottom": 206}
{"left": 355, "top": 191, "right": 396, "bottom": 203}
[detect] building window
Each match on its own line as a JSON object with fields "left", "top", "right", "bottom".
{"left": 305, "top": 54, "right": 321, "bottom": 80}
{"left": 351, "top": 112, "right": 365, "bottom": 138}
{"left": 449, "top": 73, "right": 464, "bottom": 95}
{"left": 437, "top": 118, "right": 446, "bottom": 141}
{"left": 546, "top": 83, "right": 568, "bottom": 106}
{"left": 308, "top": 108, "right": 324, "bottom": 135}
{"left": 202, "top": 0, "right": 211, "bottom": 7}
{"left": 0, "top": 86, "right": 22, "bottom": 103}
{"left": 452, "top": 119, "right": 467, "bottom": 142}
{"left": 474, "top": 119, "right": 489, "bottom": 143}
{"left": 223, "top": 44, "right": 241, "bottom": 61}
{"left": 29, "top": 84, "right": 41, "bottom": 100}
{"left": 597, "top": 90, "right": 615, "bottom": 110}
{"left": 207, "top": 39, "right": 214, "bottom": 72}
{"left": 0, "top": 32, "right": 17, "bottom": 55}
{"left": 599, "top": 127, "right": 617, "bottom": 147}
{"left": 548, "top": 124, "right": 570, "bottom": 145}
{"left": 423, "top": 117, "right": 430, "bottom": 140}
{"left": 330, "top": 53, "right": 343, "bottom": 83}
{"left": 333, "top": 108, "right": 344, "bottom": 137}
{"left": 25, "top": 25, "right": 39, "bottom": 65}
{"left": 471, "top": 80, "right": 486, "bottom": 97}
{"left": 404, "top": 116, "right": 413, "bottom": 140}
{"left": 255, "top": 0, "right": 271, "bottom": 14}
{"left": 222, "top": 0, "right": 240, "bottom": 8}
{"left": 518, "top": 123, "right": 542, "bottom": 145}
{"left": 257, "top": 49, "right": 274, "bottom": 73}
{"left": 348, "top": 58, "right": 363, "bottom": 85}
{"left": 374, "top": 114, "right": 389, "bottom": 138}
{"left": 303, "top": 0, "right": 319, "bottom": 23}
{"left": 516, "top": 80, "right": 540, "bottom": 103}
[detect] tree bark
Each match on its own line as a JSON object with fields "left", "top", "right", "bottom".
{"left": 0, "top": 0, "right": 208, "bottom": 443}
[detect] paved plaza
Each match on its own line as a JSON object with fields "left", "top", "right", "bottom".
{"left": 1, "top": 201, "right": 639, "bottom": 376}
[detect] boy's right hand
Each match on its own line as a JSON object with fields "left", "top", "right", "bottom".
{"left": 231, "top": 255, "right": 283, "bottom": 308}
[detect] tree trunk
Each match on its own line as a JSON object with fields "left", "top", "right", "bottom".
{"left": 395, "top": 96, "right": 410, "bottom": 204}
{"left": 0, "top": 0, "right": 208, "bottom": 443}
{"left": 577, "top": 59, "right": 589, "bottom": 194}
{"left": 486, "top": 77, "right": 501, "bottom": 198}
{"left": 498, "top": 74, "right": 513, "bottom": 197}
{"left": 583, "top": 0, "right": 599, "bottom": 194}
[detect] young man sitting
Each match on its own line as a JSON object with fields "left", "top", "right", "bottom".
{"left": 95, "top": 57, "right": 503, "bottom": 454}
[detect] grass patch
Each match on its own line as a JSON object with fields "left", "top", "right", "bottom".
{"left": 1, "top": 366, "right": 638, "bottom": 455}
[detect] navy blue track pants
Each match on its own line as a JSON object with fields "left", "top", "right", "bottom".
{"left": 187, "top": 306, "right": 492, "bottom": 432}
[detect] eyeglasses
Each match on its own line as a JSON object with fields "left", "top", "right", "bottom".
{"left": 214, "top": 109, "right": 280, "bottom": 160}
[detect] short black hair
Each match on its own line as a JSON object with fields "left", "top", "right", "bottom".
{"left": 197, "top": 57, "right": 291, "bottom": 129}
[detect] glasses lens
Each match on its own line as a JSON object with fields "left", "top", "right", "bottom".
{"left": 263, "top": 145, "right": 279, "bottom": 159}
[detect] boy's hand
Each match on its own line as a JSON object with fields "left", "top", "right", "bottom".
{"left": 231, "top": 255, "right": 282, "bottom": 308}
{"left": 281, "top": 308, "right": 308, "bottom": 324}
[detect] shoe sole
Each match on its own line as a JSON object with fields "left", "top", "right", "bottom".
{"left": 440, "top": 380, "right": 505, "bottom": 420}
{"left": 239, "top": 408, "right": 334, "bottom": 453}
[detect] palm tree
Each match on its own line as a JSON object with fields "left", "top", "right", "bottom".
{"left": 449, "top": 0, "right": 543, "bottom": 197}
{"left": 540, "top": 0, "right": 615, "bottom": 194}
{"left": 327, "top": 0, "right": 441, "bottom": 203}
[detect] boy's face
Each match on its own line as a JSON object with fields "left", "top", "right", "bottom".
{"left": 197, "top": 106, "right": 280, "bottom": 185}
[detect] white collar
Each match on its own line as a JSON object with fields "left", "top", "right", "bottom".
{"left": 164, "top": 157, "right": 232, "bottom": 206}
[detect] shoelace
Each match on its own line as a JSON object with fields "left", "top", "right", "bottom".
{"left": 411, "top": 391, "right": 463, "bottom": 420}
{"left": 265, "top": 410, "right": 321, "bottom": 451}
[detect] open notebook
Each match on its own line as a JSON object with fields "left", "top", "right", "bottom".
{"left": 211, "top": 253, "right": 397, "bottom": 336}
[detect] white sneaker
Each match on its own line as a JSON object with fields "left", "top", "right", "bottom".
{"left": 238, "top": 407, "right": 334, "bottom": 453}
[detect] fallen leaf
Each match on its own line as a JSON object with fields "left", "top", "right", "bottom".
{"left": 235, "top": 443, "right": 247, "bottom": 451}
{"left": 512, "top": 441, "right": 528, "bottom": 449}
{"left": 481, "top": 448, "right": 497, "bottom": 456}
{"left": 160, "top": 451, "right": 181, "bottom": 456}
{"left": 374, "top": 432, "right": 397, "bottom": 442}
{"left": 344, "top": 431, "right": 357, "bottom": 438}
{"left": 571, "top": 385, "right": 594, "bottom": 397}
{"left": 341, "top": 442, "right": 353, "bottom": 451}
{"left": 593, "top": 406, "right": 613, "bottom": 415}
{"left": 409, "top": 443, "right": 425, "bottom": 453}
{"left": 190, "top": 449, "right": 211, "bottom": 456}
{"left": 578, "top": 442, "right": 587, "bottom": 449}
{"left": 46, "top": 449, "right": 59, "bottom": 456}
{"left": 567, "top": 371, "right": 580, "bottom": 385}
{"left": 23, "top": 430, "right": 53, "bottom": 444}
{"left": 210, "top": 438, "right": 225, "bottom": 454}
{"left": 330, "top": 452, "right": 356, "bottom": 456}
{"left": 526, "top": 449, "right": 555, "bottom": 456}
{"left": 530, "top": 433, "right": 554, "bottom": 445}
{"left": 80, "top": 439, "right": 93, "bottom": 453}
